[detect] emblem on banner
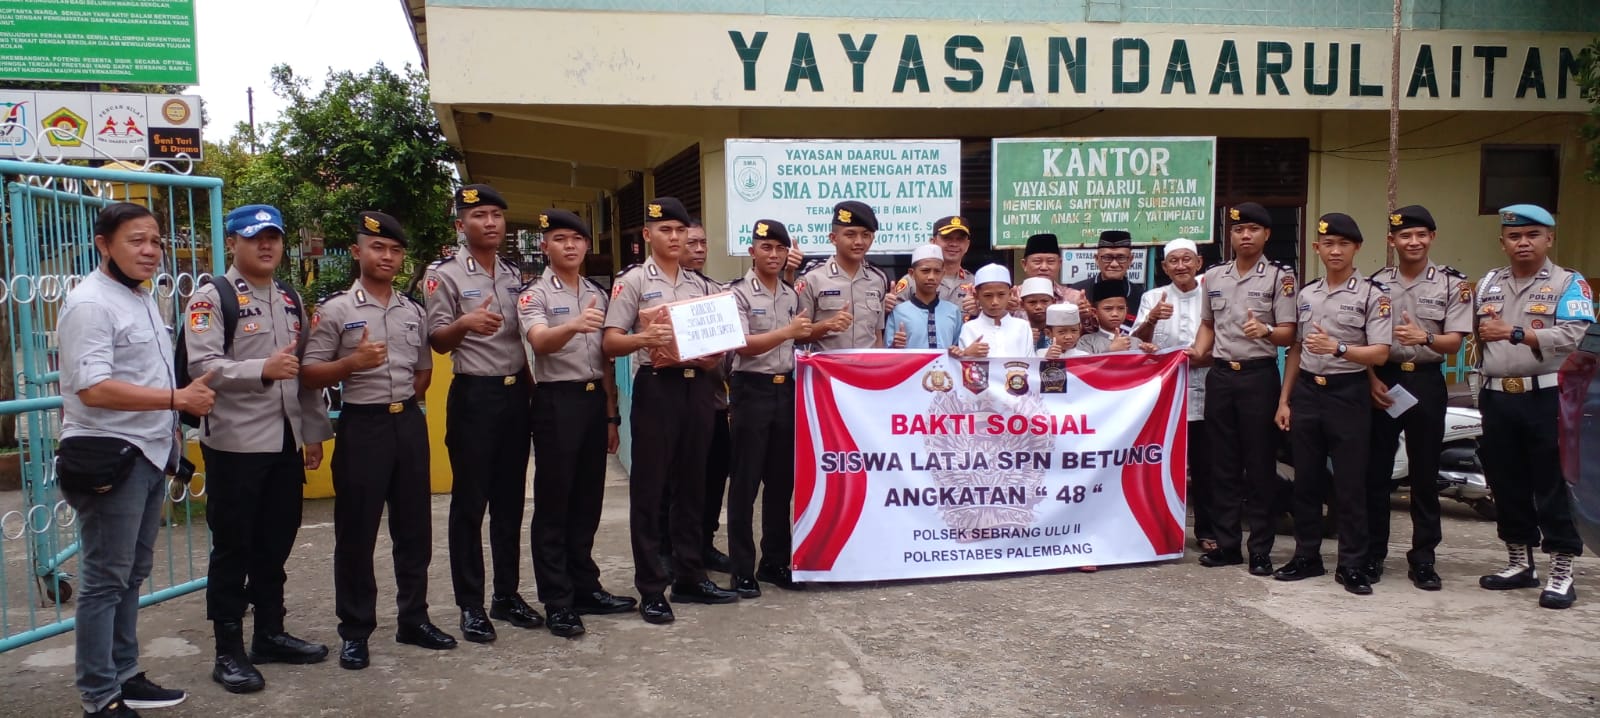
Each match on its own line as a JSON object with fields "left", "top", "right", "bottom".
{"left": 922, "top": 368, "right": 953, "bottom": 393}
{"left": 924, "top": 391, "right": 1051, "bottom": 539}
{"left": 1040, "top": 360, "right": 1068, "bottom": 394}
{"left": 734, "top": 156, "right": 767, "bottom": 202}
{"left": 960, "top": 361, "right": 988, "bottom": 394}
{"left": 1004, "top": 361, "right": 1030, "bottom": 396}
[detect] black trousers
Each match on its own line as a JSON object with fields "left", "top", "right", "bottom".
{"left": 1290, "top": 372, "right": 1371, "bottom": 570}
{"left": 728, "top": 373, "right": 795, "bottom": 576}
{"left": 658, "top": 408, "right": 730, "bottom": 554}
{"left": 529, "top": 381, "right": 609, "bottom": 608}
{"left": 202, "top": 424, "right": 305, "bottom": 631}
{"left": 445, "top": 375, "right": 532, "bottom": 608}
{"left": 629, "top": 367, "right": 716, "bottom": 596}
{"left": 1204, "top": 361, "right": 1281, "bottom": 556}
{"left": 1188, "top": 419, "right": 1216, "bottom": 543}
{"left": 332, "top": 402, "right": 432, "bottom": 640}
{"left": 1367, "top": 364, "right": 1446, "bottom": 565}
{"left": 1479, "top": 386, "right": 1584, "bottom": 555}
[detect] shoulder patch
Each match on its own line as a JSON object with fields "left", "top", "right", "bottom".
{"left": 1441, "top": 265, "right": 1467, "bottom": 280}
{"left": 427, "top": 258, "right": 448, "bottom": 270}
{"left": 1369, "top": 279, "right": 1388, "bottom": 292}
{"left": 615, "top": 263, "right": 641, "bottom": 279}
{"left": 1279, "top": 274, "right": 1295, "bottom": 297}
{"left": 1270, "top": 260, "right": 1295, "bottom": 274}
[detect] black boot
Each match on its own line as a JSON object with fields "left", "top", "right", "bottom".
{"left": 211, "top": 621, "right": 265, "bottom": 694}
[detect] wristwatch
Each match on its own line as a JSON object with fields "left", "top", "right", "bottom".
{"left": 607, "top": 416, "right": 622, "bottom": 426}
{"left": 1423, "top": 332, "right": 1435, "bottom": 347}
{"left": 1510, "top": 327, "right": 1525, "bottom": 345}
{"left": 1334, "top": 342, "right": 1348, "bottom": 357}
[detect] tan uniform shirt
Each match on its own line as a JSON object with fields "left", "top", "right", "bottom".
{"left": 1295, "top": 275, "right": 1392, "bottom": 376}
{"left": 1201, "top": 258, "right": 1299, "bottom": 361}
{"left": 423, "top": 250, "right": 527, "bottom": 376}
{"left": 303, "top": 282, "right": 432, "bottom": 404}
{"left": 602, "top": 255, "right": 718, "bottom": 368}
{"left": 1476, "top": 260, "right": 1596, "bottom": 377}
{"left": 517, "top": 271, "right": 608, "bottom": 383}
{"left": 732, "top": 269, "right": 800, "bottom": 375}
{"left": 1371, "top": 262, "right": 1474, "bottom": 365}
{"left": 183, "top": 269, "right": 332, "bottom": 452}
{"left": 797, "top": 259, "right": 889, "bottom": 350}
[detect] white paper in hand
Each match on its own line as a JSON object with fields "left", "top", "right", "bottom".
{"left": 666, "top": 293, "right": 747, "bottom": 361}
{"left": 1384, "top": 383, "right": 1419, "bottom": 418}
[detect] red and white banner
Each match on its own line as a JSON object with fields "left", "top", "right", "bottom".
{"left": 793, "top": 349, "right": 1189, "bottom": 582}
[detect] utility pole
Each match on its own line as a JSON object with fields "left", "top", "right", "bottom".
{"left": 1387, "top": 0, "right": 1403, "bottom": 266}
{"left": 247, "top": 87, "right": 257, "bottom": 152}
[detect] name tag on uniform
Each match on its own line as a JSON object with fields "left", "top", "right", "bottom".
{"left": 642, "top": 291, "right": 663, "bottom": 300}
{"left": 821, "top": 289, "right": 842, "bottom": 297}
{"left": 343, "top": 320, "right": 367, "bottom": 330}
{"left": 463, "top": 289, "right": 483, "bottom": 298}
{"left": 751, "top": 308, "right": 767, "bottom": 315}
{"left": 1207, "top": 290, "right": 1222, "bottom": 297}
{"left": 552, "top": 307, "right": 571, "bottom": 315}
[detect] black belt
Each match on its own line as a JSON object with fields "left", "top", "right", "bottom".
{"left": 733, "top": 371, "right": 792, "bottom": 385}
{"left": 641, "top": 366, "right": 700, "bottom": 379}
{"left": 1216, "top": 356, "right": 1277, "bottom": 372}
{"left": 1297, "top": 370, "right": 1365, "bottom": 388}
{"left": 538, "top": 379, "right": 603, "bottom": 392}
{"left": 342, "top": 397, "right": 419, "bottom": 415}
{"left": 454, "top": 373, "right": 524, "bottom": 387}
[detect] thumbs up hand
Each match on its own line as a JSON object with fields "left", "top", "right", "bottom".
{"left": 786, "top": 314, "right": 813, "bottom": 341}
{"left": 351, "top": 328, "right": 388, "bottom": 370}
{"left": 963, "top": 335, "right": 990, "bottom": 358}
{"left": 463, "top": 295, "right": 504, "bottom": 335}
{"left": 575, "top": 295, "right": 605, "bottom": 334}
{"left": 1150, "top": 295, "right": 1174, "bottom": 321}
{"left": 1303, "top": 321, "right": 1339, "bottom": 355}
{"left": 1393, "top": 310, "right": 1428, "bottom": 346}
{"left": 1478, "top": 305, "right": 1513, "bottom": 342}
{"left": 1242, "top": 309, "right": 1269, "bottom": 340}
{"left": 262, "top": 342, "right": 301, "bottom": 380}
{"left": 891, "top": 324, "right": 908, "bottom": 349}
{"left": 177, "top": 370, "right": 217, "bottom": 416}
{"left": 827, "top": 307, "right": 853, "bottom": 335}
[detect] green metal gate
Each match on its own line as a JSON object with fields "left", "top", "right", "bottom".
{"left": 0, "top": 160, "right": 223, "bottom": 653}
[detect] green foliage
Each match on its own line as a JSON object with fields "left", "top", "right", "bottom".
{"left": 1580, "top": 39, "right": 1600, "bottom": 184}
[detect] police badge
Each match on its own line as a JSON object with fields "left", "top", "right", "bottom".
{"left": 960, "top": 361, "right": 988, "bottom": 394}
{"left": 1004, "top": 361, "right": 1030, "bottom": 396}
{"left": 922, "top": 368, "right": 953, "bottom": 393}
{"left": 1040, "top": 360, "right": 1067, "bottom": 394}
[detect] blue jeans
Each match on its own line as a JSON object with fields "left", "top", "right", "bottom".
{"left": 65, "top": 458, "right": 165, "bottom": 712}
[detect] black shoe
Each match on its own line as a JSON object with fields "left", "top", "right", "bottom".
{"left": 1335, "top": 566, "right": 1374, "bottom": 595}
{"left": 1362, "top": 560, "right": 1384, "bottom": 584}
{"left": 119, "top": 673, "right": 186, "bottom": 709}
{"left": 1407, "top": 563, "right": 1442, "bottom": 591}
{"left": 1248, "top": 554, "right": 1274, "bottom": 576}
{"left": 704, "top": 546, "right": 734, "bottom": 574}
{"left": 730, "top": 575, "right": 762, "bottom": 599}
{"left": 1273, "top": 556, "right": 1326, "bottom": 582}
{"left": 212, "top": 650, "right": 264, "bottom": 694}
{"left": 1480, "top": 543, "right": 1540, "bottom": 590}
{"left": 1197, "top": 549, "right": 1243, "bottom": 567}
{"left": 396, "top": 622, "right": 458, "bottom": 650}
{"left": 755, "top": 564, "right": 803, "bottom": 590}
{"left": 490, "top": 594, "right": 545, "bottom": 629}
{"left": 458, "top": 607, "right": 496, "bottom": 643}
{"left": 671, "top": 579, "right": 740, "bottom": 605}
{"left": 546, "top": 607, "right": 586, "bottom": 638}
{"left": 338, "top": 639, "right": 369, "bottom": 670}
{"left": 573, "top": 590, "right": 637, "bottom": 615}
{"left": 85, "top": 698, "right": 140, "bottom": 718}
{"left": 640, "top": 595, "right": 675, "bottom": 624}
{"left": 250, "top": 630, "right": 329, "bottom": 665}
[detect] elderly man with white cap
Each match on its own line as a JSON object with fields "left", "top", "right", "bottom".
{"left": 1133, "top": 238, "right": 1216, "bottom": 553}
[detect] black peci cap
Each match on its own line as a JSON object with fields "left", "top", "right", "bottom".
{"left": 1097, "top": 230, "right": 1133, "bottom": 248}
{"left": 1024, "top": 233, "right": 1060, "bottom": 257}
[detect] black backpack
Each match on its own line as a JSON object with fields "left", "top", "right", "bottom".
{"left": 174, "top": 275, "right": 304, "bottom": 428}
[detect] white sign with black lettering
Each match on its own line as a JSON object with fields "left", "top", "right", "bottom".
{"left": 1059, "top": 249, "right": 1149, "bottom": 285}
{"left": 667, "top": 293, "right": 748, "bottom": 361}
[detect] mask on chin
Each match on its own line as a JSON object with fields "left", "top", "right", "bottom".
{"left": 104, "top": 257, "right": 144, "bottom": 289}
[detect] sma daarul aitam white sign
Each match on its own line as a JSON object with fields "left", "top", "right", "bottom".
{"left": 724, "top": 139, "right": 960, "bottom": 256}
{"left": 792, "top": 349, "right": 1189, "bottom": 582}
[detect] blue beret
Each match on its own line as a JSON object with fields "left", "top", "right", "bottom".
{"left": 1498, "top": 204, "right": 1555, "bottom": 228}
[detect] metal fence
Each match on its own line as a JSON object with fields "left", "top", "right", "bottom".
{"left": 0, "top": 160, "right": 223, "bottom": 654}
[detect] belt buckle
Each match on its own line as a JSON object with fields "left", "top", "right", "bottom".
{"left": 584, "top": 382, "right": 596, "bottom": 392}
{"left": 773, "top": 375, "right": 786, "bottom": 384}
{"left": 1400, "top": 362, "right": 1416, "bottom": 372}
{"left": 684, "top": 369, "right": 696, "bottom": 378}
{"left": 1503, "top": 377, "right": 1525, "bottom": 394}
{"left": 1228, "top": 361, "right": 1241, "bottom": 371}
{"left": 1314, "top": 375, "right": 1327, "bottom": 386}
{"left": 387, "top": 402, "right": 404, "bottom": 414}
{"left": 503, "top": 375, "right": 516, "bottom": 386}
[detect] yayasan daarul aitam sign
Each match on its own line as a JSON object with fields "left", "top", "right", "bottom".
{"left": 0, "top": 1, "right": 198, "bottom": 84}
{"left": 992, "top": 137, "right": 1215, "bottom": 249}
{"left": 725, "top": 139, "right": 960, "bottom": 256}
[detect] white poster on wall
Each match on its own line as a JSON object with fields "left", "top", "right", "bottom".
{"left": 1059, "top": 249, "right": 1149, "bottom": 285}
{"left": 724, "top": 139, "right": 961, "bottom": 257}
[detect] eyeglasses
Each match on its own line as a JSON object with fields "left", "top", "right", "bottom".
{"left": 1098, "top": 253, "right": 1132, "bottom": 265}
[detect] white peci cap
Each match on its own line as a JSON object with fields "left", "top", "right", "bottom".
{"left": 1045, "top": 303, "right": 1081, "bottom": 326}
{"left": 910, "top": 244, "right": 944, "bottom": 266}
{"left": 1018, "top": 277, "right": 1055, "bottom": 299}
{"left": 1165, "top": 237, "right": 1199, "bottom": 256}
{"left": 973, "top": 263, "right": 1011, "bottom": 288}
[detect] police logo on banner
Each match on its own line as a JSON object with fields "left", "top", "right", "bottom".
{"left": 734, "top": 156, "right": 766, "bottom": 202}
{"left": 961, "top": 360, "right": 988, "bottom": 394}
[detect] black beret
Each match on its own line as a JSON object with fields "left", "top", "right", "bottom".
{"left": 538, "top": 209, "right": 590, "bottom": 238}
{"left": 831, "top": 201, "right": 878, "bottom": 232}
{"left": 1024, "top": 233, "right": 1060, "bottom": 257}
{"left": 356, "top": 211, "right": 408, "bottom": 246}
{"left": 644, "top": 197, "right": 692, "bottom": 225}
{"left": 933, "top": 215, "right": 971, "bottom": 236}
{"left": 1088, "top": 278, "right": 1131, "bottom": 304}
{"left": 1097, "top": 230, "right": 1132, "bottom": 248}
{"left": 1227, "top": 202, "right": 1272, "bottom": 227}
{"left": 751, "top": 219, "right": 791, "bottom": 247}
{"left": 456, "top": 184, "right": 507, "bottom": 211}
{"left": 1387, "top": 205, "right": 1435, "bottom": 232}
{"left": 1317, "top": 212, "right": 1363, "bottom": 243}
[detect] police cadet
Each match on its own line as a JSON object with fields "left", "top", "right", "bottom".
{"left": 727, "top": 220, "right": 812, "bottom": 597}
{"left": 797, "top": 201, "right": 890, "bottom": 349}
{"left": 303, "top": 212, "right": 456, "bottom": 670}
{"left": 1365, "top": 205, "right": 1471, "bottom": 591}
{"left": 1475, "top": 204, "right": 1594, "bottom": 609}
{"left": 1186, "top": 202, "right": 1297, "bottom": 576}
{"left": 889, "top": 215, "right": 975, "bottom": 315}
{"left": 518, "top": 209, "right": 637, "bottom": 637}
{"left": 1273, "top": 213, "right": 1392, "bottom": 595}
{"left": 423, "top": 184, "right": 541, "bottom": 644}
{"left": 186, "top": 205, "right": 332, "bottom": 694}
{"left": 681, "top": 221, "right": 735, "bottom": 574}
{"left": 603, "top": 197, "right": 738, "bottom": 624}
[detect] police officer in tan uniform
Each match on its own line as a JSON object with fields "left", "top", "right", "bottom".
{"left": 423, "top": 184, "right": 541, "bottom": 644}
{"left": 797, "top": 201, "right": 889, "bottom": 350}
{"left": 1186, "top": 202, "right": 1297, "bottom": 575}
{"left": 681, "top": 221, "right": 735, "bottom": 574}
{"left": 518, "top": 209, "right": 636, "bottom": 638}
{"left": 1474, "top": 204, "right": 1594, "bottom": 609}
{"left": 602, "top": 197, "right": 738, "bottom": 624}
{"left": 1274, "top": 213, "right": 1392, "bottom": 595}
{"left": 727, "top": 220, "right": 812, "bottom": 597}
{"left": 891, "top": 215, "right": 975, "bottom": 312}
{"left": 302, "top": 211, "right": 456, "bottom": 670}
{"left": 186, "top": 204, "right": 331, "bottom": 694}
{"left": 1365, "top": 205, "right": 1472, "bottom": 591}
